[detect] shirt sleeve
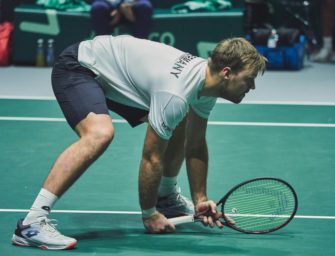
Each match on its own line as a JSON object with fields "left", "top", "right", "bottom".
{"left": 190, "top": 96, "right": 217, "bottom": 119}
{"left": 148, "top": 92, "right": 188, "bottom": 140}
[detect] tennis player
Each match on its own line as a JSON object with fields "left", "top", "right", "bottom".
{"left": 12, "top": 35, "right": 266, "bottom": 250}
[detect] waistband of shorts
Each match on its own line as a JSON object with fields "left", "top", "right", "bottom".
{"left": 59, "top": 42, "right": 80, "bottom": 59}
{"left": 56, "top": 42, "right": 96, "bottom": 77}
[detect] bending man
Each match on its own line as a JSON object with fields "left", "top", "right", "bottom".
{"left": 12, "top": 35, "right": 266, "bottom": 250}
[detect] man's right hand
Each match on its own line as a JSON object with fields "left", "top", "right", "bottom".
{"left": 142, "top": 212, "right": 176, "bottom": 233}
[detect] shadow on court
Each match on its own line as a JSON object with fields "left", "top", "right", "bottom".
{"left": 66, "top": 228, "right": 293, "bottom": 255}
{"left": 69, "top": 228, "right": 246, "bottom": 254}
{"left": 58, "top": 214, "right": 294, "bottom": 255}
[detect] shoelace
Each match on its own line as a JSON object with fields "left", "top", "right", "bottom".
{"left": 38, "top": 217, "right": 65, "bottom": 238}
{"left": 177, "top": 194, "right": 194, "bottom": 207}
{"left": 164, "top": 192, "right": 193, "bottom": 207}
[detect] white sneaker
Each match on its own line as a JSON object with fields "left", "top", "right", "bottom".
{"left": 311, "top": 47, "right": 332, "bottom": 63}
{"left": 12, "top": 217, "right": 77, "bottom": 250}
{"left": 156, "top": 187, "right": 194, "bottom": 218}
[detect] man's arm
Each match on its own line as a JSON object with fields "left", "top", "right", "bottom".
{"left": 185, "top": 107, "right": 209, "bottom": 204}
{"left": 185, "top": 107, "right": 223, "bottom": 228}
{"left": 139, "top": 124, "right": 175, "bottom": 233}
{"left": 139, "top": 124, "right": 167, "bottom": 209}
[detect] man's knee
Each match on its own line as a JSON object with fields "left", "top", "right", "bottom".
{"left": 88, "top": 126, "right": 114, "bottom": 148}
{"left": 76, "top": 113, "right": 114, "bottom": 148}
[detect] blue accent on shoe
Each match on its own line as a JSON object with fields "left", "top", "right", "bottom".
{"left": 15, "top": 219, "right": 30, "bottom": 237}
{"left": 26, "top": 230, "right": 40, "bottom": 238}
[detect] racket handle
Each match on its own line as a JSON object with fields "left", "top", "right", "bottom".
{"left": 168, "top": 215, "right": 195, "bottom": 225}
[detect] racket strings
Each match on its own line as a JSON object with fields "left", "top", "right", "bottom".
{"left": 222, "top": 179, "right": 297, "bottom": 233}
{"left": 225, "top": 190, "right": 294, "bottom": 215}
{"left": 224, "top": 195, "right": 295, "bottom": 215}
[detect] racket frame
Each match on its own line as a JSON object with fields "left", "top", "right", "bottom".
{"left": 217, "top": 177, "right": 298, "bottom": 234}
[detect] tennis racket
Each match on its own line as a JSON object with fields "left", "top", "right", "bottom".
{"left": 169, "top": 177, "right": 298, "bottom": 234}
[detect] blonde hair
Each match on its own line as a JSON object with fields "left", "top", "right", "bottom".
{"left": 208, "top": 37, "right": 266, "bottom": 76}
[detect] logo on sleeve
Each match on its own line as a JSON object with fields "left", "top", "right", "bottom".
{"left": 170, "top": 53, "right": 197, "bottom": 79}
{"left": 161, "top": 122, "right": 172, "bottom": 132}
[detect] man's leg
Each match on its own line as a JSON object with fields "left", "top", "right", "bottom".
{"left": 12, "top": 113, "right": 114, "bottom": 250}
{"left": 157, "top": 118, "right": 194, "bottom": 217}
{"left": 43, "top": 113, "right": 114, "bottom": 196}
{"left": 25, "top": 113, "right": 113, "bottom": 222}
{"left": 12, "top": 42, "right": 114, "bottom": 250}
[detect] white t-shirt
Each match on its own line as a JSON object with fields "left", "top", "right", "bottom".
{"left": 78, "top": 35, "right": 216, "bottom": 140}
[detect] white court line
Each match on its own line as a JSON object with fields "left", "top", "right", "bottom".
{"left": 217, "top": 99, "right": 335, "bottom": 106}
{"left": 208, "top": 121, "right": 335, "bottom": 128}
{"left": 0, "top": 209, "right": 140, "bottom": 214}
{"left": 225, "top": 213, "right": 335, "bottom": 220}
{"left": 0, "top": 209, "right": 334, "bottom": 220}
{"left": 0, "top": 117, "right": 65, "bottom": 122}
{"left": 0, "top": 95, "right": 56, "bottom": 100}
{"left": 1, "top": 96, "right": 335, "bottom": 106}
{"left": 0, "top": 116, "right": 126, "bottom": 123}
{"left": 1, "top": 116, "right": 334, "bottom": 128}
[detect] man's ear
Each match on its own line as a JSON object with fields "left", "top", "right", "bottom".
{"left": 219, "top": 67, "right": 231, "bottom": 79}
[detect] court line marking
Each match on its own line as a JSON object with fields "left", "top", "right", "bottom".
{"left": 208, "top": 121, "right": 335, "bottom": 128}
{"left": 217, "top": 99, "right": 335, "bottom": 106}
{"left": 1, "top": 116, "right": 335, "bottom": 128}
{"left": 0, "top": 209, "right": 334, "bottom": 220}
{"left": 0, "top": 116, "right": 125, "bottom": 123}
{"left": 0, "top": 96, "right": 56, "bottom": 100}
{"left": 1, "top": 96, "right": 335, "bottom": 106}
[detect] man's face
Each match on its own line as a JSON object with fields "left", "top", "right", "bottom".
{"left": 220, "top": 68, "right": 256, "bottom": 104}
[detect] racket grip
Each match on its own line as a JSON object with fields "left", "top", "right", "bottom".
{"left": 168, "top": 215, "right": 195, "bottom": 225}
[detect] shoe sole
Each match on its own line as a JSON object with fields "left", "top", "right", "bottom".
{"left": 12, "top": 234, "right": 77, "bottom": 250}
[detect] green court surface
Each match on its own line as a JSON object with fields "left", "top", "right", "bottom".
{"left": 1, "top": 99, "right": 335, "bottom": 255}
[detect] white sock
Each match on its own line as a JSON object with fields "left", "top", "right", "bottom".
{"left": 158, "top": 176, "right": 178, "bottom": 197}
{"left": 23, "top": 188, "right": 58, "bottom": 225}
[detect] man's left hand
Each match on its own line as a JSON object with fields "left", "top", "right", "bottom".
{"left": 195, "top": 200, "right": 224, "bottom": 228}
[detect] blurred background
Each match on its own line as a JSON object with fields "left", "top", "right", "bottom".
{"left": 0, "top": 0, "right": 332, "bottom": 67}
